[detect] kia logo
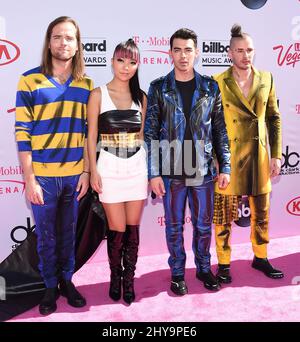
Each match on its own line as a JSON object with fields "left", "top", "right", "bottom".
{"left": 0, "top": 39, "right": 20, "bottom": 66}
{"left": 286, "top": 196, "right": 300, "bottom": 216}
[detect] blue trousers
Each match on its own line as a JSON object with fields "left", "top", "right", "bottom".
{"left": 162, "top": 176, "right": 214, "bottom": 277}
{"left": 31, "top": 175, "right": 80, "bottom": 288}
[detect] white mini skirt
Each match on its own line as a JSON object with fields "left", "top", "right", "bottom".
{"left": 96, "top": 147, "right": 148, "bottom": 203}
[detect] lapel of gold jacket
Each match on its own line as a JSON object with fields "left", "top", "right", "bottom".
{"left": 223, "top": 66, "right": 261, "bottom": 117}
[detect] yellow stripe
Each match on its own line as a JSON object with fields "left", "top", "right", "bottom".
{"left": 16, "top": 101, "right": 87, "bottom": 122}
{"left": 18, "top": 74, "right": 55, "bottom": 91}
{"left": 33, "top": 160, "right": 83, "bottom": 177}
{"left": 16, "top": 107, "right": 33, "bottom": 122}
{"left": 15, "top": 131, "right": 31, "bottom": 142}
{"left": 18, "top": 74, "right": 93, "bottom": 92}
{"left": 34, "top": 101, "right": 87, "bottom": 120}
{"left": 31, "top": 132, "right": 85, "bottom": 150}
{"left": 70, "top": 78, "right": 94, "bottom": 91}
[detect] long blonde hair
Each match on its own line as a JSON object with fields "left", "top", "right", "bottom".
{"left": 41, "top": 16, "right": 85, "bottom": 81}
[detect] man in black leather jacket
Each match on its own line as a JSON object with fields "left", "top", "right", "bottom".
{"left": 144, "top": 28, "right": 231, "bottom": 295}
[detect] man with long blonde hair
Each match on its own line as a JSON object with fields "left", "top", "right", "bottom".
{"left": 15, "top": 16, "right": 93, "bottom": 315}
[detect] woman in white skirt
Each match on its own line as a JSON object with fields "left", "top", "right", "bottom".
{"left": 87, "top": 39, "right": 148, "bottom": 305}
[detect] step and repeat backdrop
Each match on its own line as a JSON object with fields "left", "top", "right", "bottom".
{"left": 0, "top": 0, "right": 299, "bottom": 262}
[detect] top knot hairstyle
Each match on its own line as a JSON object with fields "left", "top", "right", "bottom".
{"left": 229, "top": 24, "right": 251, "bottom": 47}
{"left": 113, "top": 39, "right": 143, "bottom": 106}
{"left": 231, "top": 24, "right": 243, "bottom": 38}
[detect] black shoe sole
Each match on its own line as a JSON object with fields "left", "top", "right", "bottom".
{"left": 109, "top": 292, "right": 121, "bottom": 301}
{"left": 203, "top": 283, "right": 221, "bottom": 291}
{"left": 217, "top": 275, "right": 232, "bottom": 284}
{"left": 170, "top": 287, "right": 188, "bottom": 296}
{"left": 123, "top": 292, "right": 135, "bottom": 305}
{"left": 39, "top": 302, "right": 57, "bottom": 316}
{"left": 252, "top": 264, "right": 284, "bottom": 279}
{"left": 60, "top": 291, "right": 86, "bottom": 307}
{"left": 196, "top": 274, "right": 221, "bottom": 291}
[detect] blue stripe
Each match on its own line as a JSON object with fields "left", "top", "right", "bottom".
{"left": 16, "top": 87, "right": 90, "bottom": 107}
{"left": 17, "top": 141, "right": 32, "bottom": 151}
{"left": 32, "top": 147, "right": 84, "bottom": 163}
{"left": 22, "top": 66, "right": 41, "bottom": 77}
{"left": 31, "top": 117, "right": 85, "bottom": 136}
{"left": 16, "top": 91, "right": 33, "bottom": 108}
{"left": 15, "top": 121, "right": 33, "bottom": 130}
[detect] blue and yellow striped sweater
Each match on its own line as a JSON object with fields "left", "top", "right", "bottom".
{"left": 15, "top": 67, "right": 94, "bottom": 177}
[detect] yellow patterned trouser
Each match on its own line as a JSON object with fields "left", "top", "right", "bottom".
{"left": 214, "top": 193, "right": 270, "bottom": 264}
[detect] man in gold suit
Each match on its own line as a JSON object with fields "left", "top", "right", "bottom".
{"left": 213, "top": 24, "right": 283, "bottom": 283}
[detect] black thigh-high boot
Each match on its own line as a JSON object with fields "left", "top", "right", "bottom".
{"left": 107, "top": 230, "right": 125, "bottom": 301}
{"left": 123, "top": 225, "right": 139, "bottom": 305}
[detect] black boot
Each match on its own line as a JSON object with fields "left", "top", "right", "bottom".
{"left": 216, "top": 264, "right": 232, "bottom": 284}
{"left": 107, "top": 230, "right": 125, "bottom": 301}
{"left": 252, "top": 256, "right": 284, "bottom": 279}
{"left": 39, "top": 287, "right": 60, "bottom": 316}
{"left": 196, "top": 270, "right": 220, "bottom": 291}
{"left": 123, "top": 225, "right": 139, "bottom": 305}
{"left": 59, "top": 280, "right": 86, "bottom": 307}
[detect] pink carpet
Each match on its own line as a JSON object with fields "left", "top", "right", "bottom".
{"left": 9, "top": 235, "right": 300, "bottom": 322}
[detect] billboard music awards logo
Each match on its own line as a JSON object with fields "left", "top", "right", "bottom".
{"left": 286, "top": 196, "right": 300, "bottom": 216}
{"left": 132, "top": 35, "right": 172, "bottom": 65}
{"left": 82, "top": 37, "right": 107, "bottom": 67}
{"left": 280, "top": 146, "right": 300, "bottom": 176}
{"left": 200, "top": 40, "right": 231, "bottom": 67}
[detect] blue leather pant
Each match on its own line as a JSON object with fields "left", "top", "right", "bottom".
{"left": 162, "top": 176, "right": 214, "bottom": 277}
{"left": 31, "top": 175, "right": 80, "bottom": 288}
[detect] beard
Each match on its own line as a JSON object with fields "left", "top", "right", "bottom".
{"left": 51, "top": 50, "right": 75, "bottom": 62}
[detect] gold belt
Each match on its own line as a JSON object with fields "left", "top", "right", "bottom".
{"left": 100, "top": 132, "right": 141, "bottom": 148}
